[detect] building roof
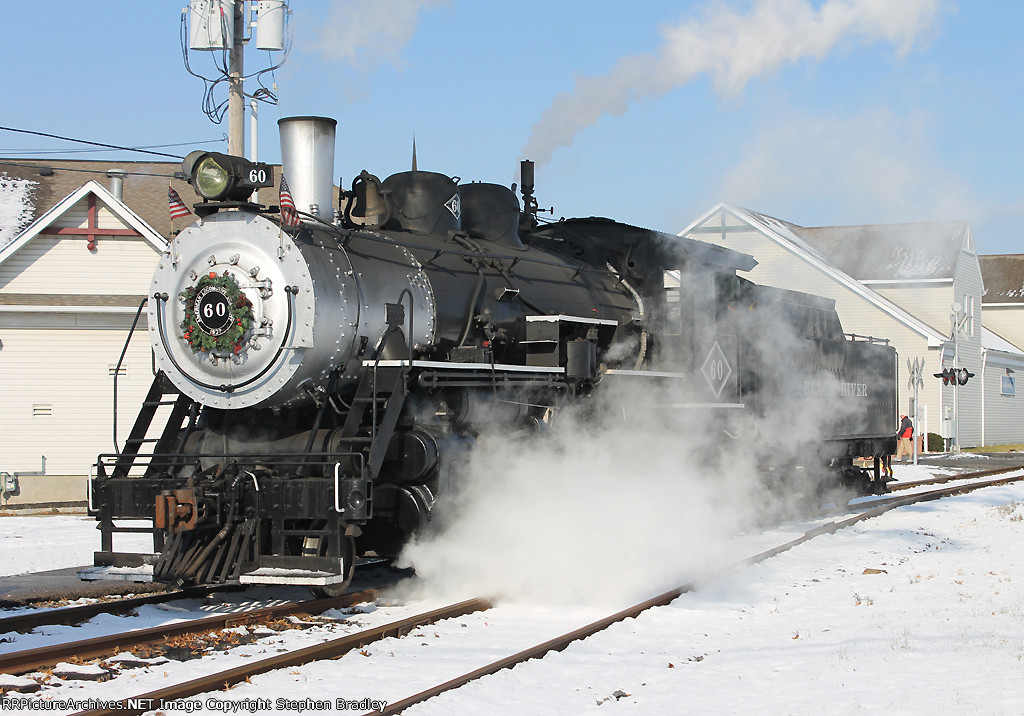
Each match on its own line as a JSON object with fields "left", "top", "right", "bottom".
{"left": 755, "top": 214, "right": 971, "bottom": 282}
{"left": 0, "top": 180, "right": 167, "bottom": 265}
{"left": 0, "top": 157, "right": 287, "bottom": 242}
{"left": 680, "top": 203, "right": 950, "bottom": 348}
{"left": 978, "top": 254, "right": 1024, "bottom": 305}
{"left": 0, "top": 159, "right": 203, "bottom": 241}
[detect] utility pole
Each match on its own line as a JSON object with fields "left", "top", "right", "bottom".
{"left": 228, "top": 1, "right": 246, "bottom": 157}
{"left": 949, "top": 301, "right": 970, "bottom": 452}
{"left": 908, "top": 357, "right": 924, "bottom": 465}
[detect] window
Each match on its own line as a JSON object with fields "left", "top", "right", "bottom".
{"left": 1003, "top": 375, "right": 1016, "bottom": 397}
{"left": 966, "top": 295, "right": 975, "bottom": 337}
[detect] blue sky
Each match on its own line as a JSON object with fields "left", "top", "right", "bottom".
{"left": 3, "top": 0, "right": 1022, "bottom": 254}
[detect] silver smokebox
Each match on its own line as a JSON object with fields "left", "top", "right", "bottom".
{"left": 278, "top": 116, "right": 337, "bottom": 222}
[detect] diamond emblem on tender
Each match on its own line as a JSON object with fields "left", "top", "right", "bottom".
{"left": 701, "top": 341, "right": 732, "bottom": 398}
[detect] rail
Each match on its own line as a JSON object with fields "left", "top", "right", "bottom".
{"left": 60, "top": 467, "right": 1024, "bottom": 715}
{"left": 0, "top": 590, "right": 377, "bottom": 677}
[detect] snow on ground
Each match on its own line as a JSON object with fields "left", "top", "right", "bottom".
{"left": 0, "top": 459, "right": 1021, "bottom": 714}
{"left": 0, "top": 516, "right": 150, "bottom": 578}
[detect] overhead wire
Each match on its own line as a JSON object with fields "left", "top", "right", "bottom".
{"left": 0, "top": 139, "right": 226, "bottom": 156}
{"left": 0, "top": 160, "right": 180, "bottom": 179}
{"left": 0, "top": 127, "right": 188, "bottom": 160}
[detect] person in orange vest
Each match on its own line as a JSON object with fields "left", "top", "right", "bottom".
{"left": 895, "top": 414, "right": 914, "bottom": 462}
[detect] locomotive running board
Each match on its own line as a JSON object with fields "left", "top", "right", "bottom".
{"left": 367, "top": 359, "right": 565, "bottom": 373}
{"left": 602, "top": 369, "right": 745, "bottom": 409}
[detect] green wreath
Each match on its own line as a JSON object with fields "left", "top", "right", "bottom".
{"left": 179, "top": 272, "right": 255, "bottom": 354}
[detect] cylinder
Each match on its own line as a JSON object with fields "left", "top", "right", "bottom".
{"left": 255, "top": 0, "right": 286, "bottom": 51}
{"left": 278, "top": 116, "right": 337, "bottom": 222}
{"left": 189, "top": 0, "right": 234, "bottom": 51}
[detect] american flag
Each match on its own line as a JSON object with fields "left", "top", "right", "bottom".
{"left": 279, "top": 175, "right": 301, "bottom": 228}
{"left": 168, "top": 186, "right": 192, "bottom": 221}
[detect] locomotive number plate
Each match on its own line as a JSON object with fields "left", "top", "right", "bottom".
{"left": 194, "top": 285, "right": 233, "bottom": 336}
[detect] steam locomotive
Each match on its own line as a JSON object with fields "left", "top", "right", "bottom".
{"left": 87, "top": 117, "right": 897, "bottom": 593}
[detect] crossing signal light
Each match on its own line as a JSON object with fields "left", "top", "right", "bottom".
{"left": 933, "top": 368, "right": 974, "bottom": 385}
{"left": 934, "top": 368, "right": 954, "bottom": 385}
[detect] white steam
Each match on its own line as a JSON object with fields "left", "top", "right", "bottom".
{"left": 717, "top": 108, "right": 978, "bottom": 225}
{"left": 522, "top": 0, "right": 942, "bottom": 164}
{"left": 311, "top": 0, "right": 452, "bottom": 66}
{"left": 396, "top": 296, "right": 867, "bottom": 607}
{"left": 397, "top": 391, "right": 760, "bottom": 608}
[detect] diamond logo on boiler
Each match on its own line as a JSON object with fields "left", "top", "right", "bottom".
{"left": 701, "top": 341, "right": 732, "bottom": 398}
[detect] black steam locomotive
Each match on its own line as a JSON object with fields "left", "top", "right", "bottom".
{"left": 88, "top": 117, "right": 896, "bottom": 593}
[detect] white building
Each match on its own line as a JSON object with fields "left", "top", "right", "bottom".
{"left": 0, "top": 181, "right": 166, "bottom": 504}
{"left": 682, "top": 204, "right": 1024, "bottom": 448}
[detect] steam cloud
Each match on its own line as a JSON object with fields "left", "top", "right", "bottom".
{"left": 312, "top": 0, "right": 451, "bottom": 65}
{"left": 521, "top": 0, "right": 942, "bottom": 164}
{"left": 396, "top": 297, "right": 867, "bottom": 607}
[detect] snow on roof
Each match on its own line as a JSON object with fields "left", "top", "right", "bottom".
{"left": 787, "top": 220, "right": 969, "bottom": 281}
{"left": 0, "top": 173, "right": 37, "bottom": 248}
{"left": 0, "top": 180, "right": 166, "bottom": 266}
{"left": 979, "top": 254, "right": 1024, "bottom": 304}
{"left": 690, "top": 204, "right": 949, "bottom": 348}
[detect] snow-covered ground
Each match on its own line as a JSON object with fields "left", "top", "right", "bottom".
{"left": 0, "top": 459, "right": 1022, "bottom": 714}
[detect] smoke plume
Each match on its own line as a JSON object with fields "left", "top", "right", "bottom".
{"left": 521, "top": 0, "right": 942, "bottom": 164}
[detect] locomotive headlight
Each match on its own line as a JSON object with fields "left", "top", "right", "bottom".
{"left": 195, "top": 156, "right": 230, "bottom": 199}
{"left": 182, "top": 151, "right": 274, "bottom": 202}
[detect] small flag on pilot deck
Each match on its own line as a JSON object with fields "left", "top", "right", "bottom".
{"left": 279, "top": 175, "right": 300, "bottom": 228}
{"left": 168, "top": 186, "right": 192, "bottom": 221}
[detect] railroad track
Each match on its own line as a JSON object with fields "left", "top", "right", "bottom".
{"left": 0, "top": 589, "right": 377, "bottom": 677}
{"left": 0, "top": 585, "right": 235, "bottom": 635}
{"left": 54, "top": 469, "right": 1024, "bottom": 716}
{"left": 887, "top": 463, "right": 1024, "bottom": 491}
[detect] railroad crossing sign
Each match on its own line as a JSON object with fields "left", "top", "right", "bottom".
{"left": 701, "top": 341, "right": 732, "bottom": 398}
{"left": 908, "top": 356, "right": 925, "bottom": 390}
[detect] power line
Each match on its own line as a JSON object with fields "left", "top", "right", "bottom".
{"left": 0, "top": 138, "right": 227, "bottom": 156}
{"left": 0, "top": 127, "right": 188, "bottom": 159}
{"left": 0, "top": 160, "right": 179, "bottom": 179}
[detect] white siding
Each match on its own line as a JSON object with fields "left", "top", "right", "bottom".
{"left": 982, "top": 355, "right": 1024, "bottom": 444}
{"left": 946, "top": 253, "right": 985, "bottom": 447}
{"left": 983, "top": 305, "right": 1024, "bottom": 351}
{"left": 0, "top": 322, "right": 156, "bottom": 477}
{"left": 871, "top": 283, "right": 952, "bottom": 333}
{"left": 0, "top": 191, "right": 166, "bottom": 483}
{"left": 0, "top": 235, "right": 158, "bottom": 294}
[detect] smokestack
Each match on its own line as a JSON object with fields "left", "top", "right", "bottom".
{"left": 106, "top": 169, "right": 125, "bottom": 201}
{"left": 278, "top": 116, "right": 337, "bottom": 222}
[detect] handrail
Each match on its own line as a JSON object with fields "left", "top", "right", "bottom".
{"left": 113, "top": 298, "right": 149, "bottom": 453}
